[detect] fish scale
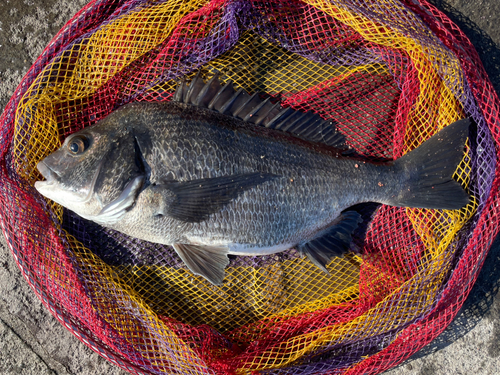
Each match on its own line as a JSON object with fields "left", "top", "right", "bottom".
{"left": 35, "top": 74, "right": 470, "bottom": 285}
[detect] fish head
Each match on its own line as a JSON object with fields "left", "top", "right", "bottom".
{"left": 35, "top": 119, "right": 146, "bottom": 224}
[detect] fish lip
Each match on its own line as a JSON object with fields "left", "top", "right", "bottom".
{"left": 36, "top": 160, "right": 58, "bottom": 184}
{"left": 35, "top": 155, "right": 105, "bottom": 205}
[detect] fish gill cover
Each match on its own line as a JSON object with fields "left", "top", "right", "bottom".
{"left": 0, "top": 0, "right": 498, "bottom": 374}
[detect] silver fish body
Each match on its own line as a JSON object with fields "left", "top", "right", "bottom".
{"left": 115, "top": 104, "right": 377, "bottom": 245}
{"left": 35, "top": 74, "right": 470, "bottom": 284}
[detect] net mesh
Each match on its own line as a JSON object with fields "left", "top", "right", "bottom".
{"left": 0, "top": 0, "right": 498, "bottom": 374}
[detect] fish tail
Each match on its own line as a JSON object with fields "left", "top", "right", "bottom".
{"left": 386, "top": 118, "right": 470, "bottom": 210}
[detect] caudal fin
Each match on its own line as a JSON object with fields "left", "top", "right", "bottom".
{"left": 387, "top": 119, "right": 470, "bottom": 210}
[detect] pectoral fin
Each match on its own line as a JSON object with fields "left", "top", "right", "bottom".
{"left": 93, "top": 175, "right": 145, "bottom": 225}
{"left": 163, "top": 173, "right": 277, "bottom": 223}
{"left": 173, "top": 243, "right": 230, "bottom": 285}
{"left": 297, "top": 211, "right": 362, "bottom": 273}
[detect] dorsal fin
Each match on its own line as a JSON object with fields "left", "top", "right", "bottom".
{"left": 173, "top": 72, "right": 349, "bottom": 150}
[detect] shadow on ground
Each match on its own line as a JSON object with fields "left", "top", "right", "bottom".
{"left": 429, "top": 0, "right": 500, "bottom": 93}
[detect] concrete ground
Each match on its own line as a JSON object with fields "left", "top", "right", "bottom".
{"left": 0, "top": 0, "right": 499, "bottom": 374}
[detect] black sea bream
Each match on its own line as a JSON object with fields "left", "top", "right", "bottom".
{"left": 35, "top": 73, "right": 470, "bottom": 284}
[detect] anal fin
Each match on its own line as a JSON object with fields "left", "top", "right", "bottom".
{"left": 297, "top": 211, "right": 362, "bottom": 272}
{"left": 173, "top": 243, "right": 229, "bottom": 285}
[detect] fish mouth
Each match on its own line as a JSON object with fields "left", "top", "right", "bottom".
{"left": 35, "top": 158, "right": 104, "bottom": 204}
{"left": 35, "top": 160, "right": 59, "bottom": 186}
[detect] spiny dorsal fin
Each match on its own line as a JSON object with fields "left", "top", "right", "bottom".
{"left": 173, "top": 72, "right": 348, "bottom": 150}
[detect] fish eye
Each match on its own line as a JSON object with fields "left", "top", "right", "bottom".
{"left": 67, "top": 135, "right": 90, "bottom": 155}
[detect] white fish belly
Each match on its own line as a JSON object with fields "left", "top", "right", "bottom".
{"left": 227, "top": 242, "right": 295, "bottom": 256}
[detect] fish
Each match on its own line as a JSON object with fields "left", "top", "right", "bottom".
{"left": 35, "top": 72, "right": 470, "bottom": 285}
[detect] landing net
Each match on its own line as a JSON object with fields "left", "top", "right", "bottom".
{"left": 0, "top": 0, "right": 498, "bottom": 374}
